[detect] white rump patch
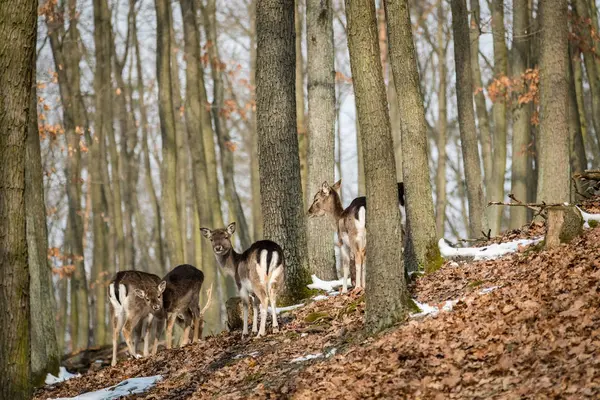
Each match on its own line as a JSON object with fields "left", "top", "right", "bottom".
{"left": 258, "top": 250, "right": 269, "bottom": 285}
{"left": 268, "top": 251, "right": 279, "bottom": 273}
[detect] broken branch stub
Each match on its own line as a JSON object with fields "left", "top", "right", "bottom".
{"left": 545, "top": 206, "right": 583, "bottom": 248}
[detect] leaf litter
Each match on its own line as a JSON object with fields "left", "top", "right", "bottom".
{"left": 34, "top": 226, "right": 600, "bottom": 399}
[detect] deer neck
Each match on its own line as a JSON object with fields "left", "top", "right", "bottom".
{"left": 330, "top": 194, "right": 345, "bottom": 222}
{"left": 215, "top": 248, "right": 243, "bottom": 280}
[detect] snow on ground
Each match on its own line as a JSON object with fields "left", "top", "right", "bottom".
{"left": 290, "top": 348, "right": 337, "bottom": 363}
{"left": 411, "top": 285, "right": 500, "bottom": 318}
{"left": 50, "top": 376, "right": 163, "bottom": 400}
{"left": 578, "top": 206, "right": 600, "bottom": 228}
{"left": 307, "top": 274, "right": 350, "bottom": 292}
{"left": 45, "top": 367, "right": 81, "bottom": 385}
{"left": 438, "top": 237, "right": 543, "bottom": 261}
{"left": 479, "top": 286, "right": 500, "bottom": 294}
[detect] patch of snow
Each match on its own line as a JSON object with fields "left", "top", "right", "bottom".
{"left": 267, "top": 303, "right": 305, "bottom": 314}
{"left": 234, "top": 351, "right": 259, "bottom": 360}
{"left": 479, "top": 286, "right": 500, "bottom": 294}
{"left": 290, "top": 353, "right": 323, "bottom": 363}
{"left": 307, "top": 274, "right": 351, "bottom": 292}
{"left": 325, "top": 348, "right": 337, "bottom": 358}
{"left": 410, "top": 299, "right": 457, "bottom": 319}
{"left": 301, "top": 333, "right": 308, "bottom": 337}
{"left": 50, "top": 375, "right": 162, "bottom": 400}
{"left": 438, "top": 237, "right": 543, "bottom": 261}
{"left": 45, "top": 367, "right": 80, "bottom": 385}
{"left": 312, "top": 295, "right": 329, "bottom": 301}
{"left": 577, "top": 206, "right": 600, "bottom": 229}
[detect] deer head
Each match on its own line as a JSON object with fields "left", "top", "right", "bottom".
{"left": 200, "top": 222, "right": 236, "bottom": 256}
{"left": 307, "top": 179, "right": 342, "bottom": 218}
{"left": 134, "top": 280, "right": 167, "bottom": 312}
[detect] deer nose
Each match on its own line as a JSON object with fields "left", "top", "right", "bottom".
{"left": 153, "top": 304, "right": 160, "bottom": 311}
{"left": 215, "top": 245, "right": 224, "bottom": 252}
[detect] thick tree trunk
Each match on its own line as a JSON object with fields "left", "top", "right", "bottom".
{"left": 536, "top": 0, "right": 570, "bottom": 203}
{"left": 180, "top": 0, "right": 222, "bottom": 333}
{"left": 26, "top": 65, "right": 60, "bottom": 386}
{"left": 305, "top": 0, "right": 337, "bottom": 281}
{"left": 451, "top": 0, "right": 488, "bottom": 237}
{"left": 256, "top": 0, "right": 311, "bottom": 303}
{"left": 345, "top": 0, "right": 408, "bottom": 331}
{"left": 435, "top": 1, "right": 448, "bottom": 237}
{"left": 509, "top": 0, "right": 531, "bottom": 229}
{"left": 488, "top": 0, "right": 508, "bottom": 235}
{"left": 156, "top": 0, "right": 185, "bottom": 265}
{"left": 0, "top": 1, "right": 36, "bottom": 397}
{"left": 469, "top": 0, "right": 493, "bottom": 190}
{"left": 385, "top": 0, "right": 439, "bottom": 272}
{"left": 296, "top": 0, "right": 308, "bottom": 198}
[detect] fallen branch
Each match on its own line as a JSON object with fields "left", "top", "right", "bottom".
{"left": 487, "top": 194, "right": 572, "bottom": 220}
{"left": 200, "top": 283, "right": 213, "bottom": 316}
{"left": 573, "top": 170, "right": 600, "bottom": 182}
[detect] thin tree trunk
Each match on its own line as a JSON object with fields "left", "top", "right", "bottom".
{"left": 568, "top": 44, "right": 588, "bottom": 197}
{"left": 156, "top": 0, "right": 185, "bottom": 264}
{"left": 469, "top": 0, "right": 493, "bottom": 190}
{"left": 180, "top": 0, "right": 222, "bottom": 332}
{"left": 345, "top": 0, "right": 408, "bottom": 331}
{"left": 26, "top": 64, "right": 60, "bottom": 385}
{"left": 0, "top": 1, "right": 34, "bottom": 390}
{"left": 488, "top": 0, "right": 508, "bottom": 235}
{"left": 306, "top": 0, "right": 337, "bottom": 280}
{"left": 451, "top": 0, "right": 488, "bottom": 237}
{"left": 435, "top": 0, "right": 448, "bottom": 237}
{"left": 256, "top": 0, "right": 311, "bottom": 303}
{"left": 296, "top": 0, "right": 308, "bottom": 199}
{"left": 536, "top": 0, "right": 570, "bottom": 203}
{"left": 509, "top": 0, "right": 530, "bottom": 229}
{"left": 385, "top": 0, "right": 440, "bottom": 272}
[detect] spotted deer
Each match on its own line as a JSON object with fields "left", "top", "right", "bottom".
{"left": 160, "top": 264, "right": 209, "bottom": 349}
{"left": 108, "top": 271, "right": 166, "bottom": 366}
{"left": 307, "top": 179, "right": 405, "bottom": 293}
{"left": 200, "top": 222, "right": 285, "bottom": 338}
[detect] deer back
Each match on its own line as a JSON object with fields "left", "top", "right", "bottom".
{"left": 162, "top": 264, "right": 204, "bottom": 314}
{"left": 237, "top": 240, "right": 285, "bottom": 293}
{"left": 108, "top": 270, "right": 165, "bottom": 316}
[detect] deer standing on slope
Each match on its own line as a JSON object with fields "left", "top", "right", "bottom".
{"left": 307, "top": 180, "right": 405, "bottom": 293}
{"left": 108, "top": 271, "right": 166, "bottom": 366}
{"left": 200, "top": 222, "right": 285, "bottom": 338}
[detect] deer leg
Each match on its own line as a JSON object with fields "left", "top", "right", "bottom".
{"left": 354, "top": 249, "right": 363, "bottom": 289}
{"left": 269, "top": 282, "right": 279, "bottom": 333}
{"left": 251, "top": 296, "right": 259, "bottom": 334}
{"left": 143, "top": 314, "right": 154, "bottom": 357}
{"left": 123, "top": 315, "right": 143, "bottom": 359}
{"left": 191, "top": 304, "right": 201, "bottom": 343}
{"left": 165, "top": 313, "right": 177, "bottom": 349}
{"left": 252, "top": 289, "right": 268, "bottom": 338}
{"left": 111, "top": 309, "right": 125, "bottom": 366}
{"left": 133, "top": 317, "right": 145, "bottom": 355}
{"left": 152, "top": 317, "right": 165, "bottom": 355}
{"left": 340, "top": 244, "right": 351, "bottom": 293}
{"left": 193, "top": 316, "right": 202, "bottom": 342}
{"left": 241, "top": 297, "right": 250, "bottom": 337}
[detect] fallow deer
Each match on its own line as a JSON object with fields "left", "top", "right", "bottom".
{"left": 108, "top": 270, "right": 166, "bottom": 366}
{"left": 160, "top": 264, "right": 207, "bottom": 349}
{"left": 307, "top": 180, "right": 405, "bottom": 293}
{"left": 200, "top": 222, "right": 285, "bottom": 338}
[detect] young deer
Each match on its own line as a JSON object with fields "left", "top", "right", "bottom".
{"left": 161, "top": 264, "right": 206, "bottom": 349}
{"left": 200, "top": 222, "right": 285, "bottom": 338}
{"left": 108, "top": 271, "right": 166, "bottom": 366}
{"left": 307, "top": 180, "right": 405, "bottom": 293}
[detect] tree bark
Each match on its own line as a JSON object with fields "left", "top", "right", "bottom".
{"left": 305, "top": 0, "right": 337, "bottom": 281}
{"left": 296, "top": 0, "right": 308, "bottom": 198}
{"left": 180, "top": 0, "right": 222, "bottom": 333}
{"left": 488, "top": 0, "right": 508, "bottom": 235}
{"left": 536, "top": 0, "right": 570, "bottom": 203}
{"left": 435, "top": 0, "right": 448, "bottom": 237}
{"left": 568, "top": 44, "right": 588, "bottom": 199}
{"left": 26, "top": 64, "right": 60, "bottom": 386}
{"left": 156, "top": 0, "right": 185, "bottom": 265}
{"left": 451, "top": 0, "right": 488, "bottom": 237}
{"left": 509, "top": 0, "right": 531, "bottom": 229}
{"left": 345, "top": 0, "right": 408, "bottom": 331}
{"left": 385, "top": 0, "right": 439, "bottom": 272}
{"left": 469, "top": 0, "right": 493, "bottom": 190}
{"left": 0, "top": 1, "right": 35, "bottom": 397}
{"left": 256, "top": 0, "right": 311, "bottom": 303}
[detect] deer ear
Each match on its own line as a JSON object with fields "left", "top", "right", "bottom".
{"left": 200, "top": 228, "right": 212, "bottom": 239}
{"left": 332, "top": 179, "right": 342, "bottom": 192}
{"left": 226, "top": 222, "right": 236, "bottom": 235}
{"left": 134, "top": 289, "right": 146, "bottom": 299}
{"left": 321, "top": 181, "right": 330, "bottom": 194}
{"left": 158, "top": 281, "right": 166, "bottom": 294}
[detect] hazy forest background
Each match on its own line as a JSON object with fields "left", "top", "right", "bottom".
{"left": 2, "top": 0, "right": 599, "bottom": 395}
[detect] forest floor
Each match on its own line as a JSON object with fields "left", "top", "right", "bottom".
{"left": 36, "top": 200, "right": 600, "bottom": 399}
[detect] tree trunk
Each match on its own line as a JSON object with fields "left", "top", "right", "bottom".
{"left": 202, "top": 0, "right": 251, "bottom": 249}
{"left": 156, "top": 0, "right": 184, "bottom": 265}
{"left": 0, "top": 1, "right": 35, "bottom": 397}
{"left": 451, "top": 0, "right": 488, "bottom": 237}
{"left": 345, "top": 0, "right": 408, "bottom": 331}
{"left": 296, "top": 0, "right": 308, "bottom": 199}
{"left": 435, "top": 0, "right": 448, "bottom": 237}
{"left": 488, "top": 0, "right": 508, "bottom": 235}
{"left": 305, "top": 0, "right": 337, "bottom": 281}
{"left": 356, "top": 115, "right": 366, "bottom": 195}
{"left": 256, "top": 0, "right": 311, "bottom": 304}
{"left": 385, "top": 0, "right": 439, "bottom": 272}
{"left": 509, "top": 0, "right": 531, "bottom": 229}
{"left": 26, "top": 64, "right": 60, "bottom": 386}
{"left": 536, "top": 0, "right": 570, "bottom": 203}
{"left": 469, "top": 0, "right": 493, "bottom": 190}
{"left": 180, "top": 0, "right": 222, "bottom": 333}
{"left": 568, "top": 44, "right": 588, "bottom": 200}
